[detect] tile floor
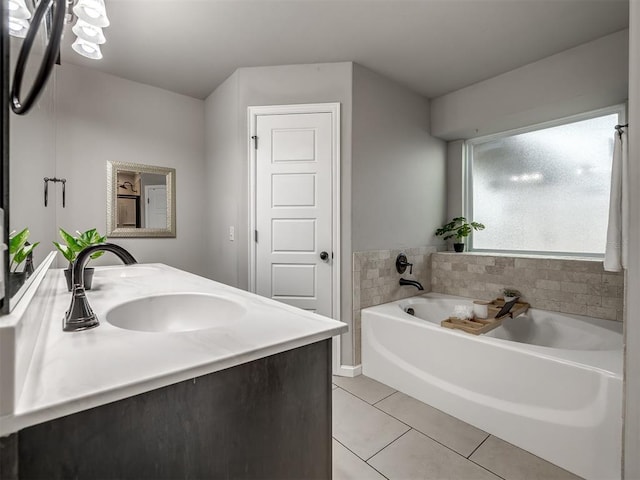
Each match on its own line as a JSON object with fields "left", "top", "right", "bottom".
{"left": 331, "top": 375, "right": 582, "bottom": 480}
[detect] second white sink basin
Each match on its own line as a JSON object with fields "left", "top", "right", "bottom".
{"left": 105, "top": 293, "right": 247, "bottom": 333}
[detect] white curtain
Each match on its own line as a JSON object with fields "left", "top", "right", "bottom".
{"left": 604, "top": 130, "right": 628, "bottom": 272}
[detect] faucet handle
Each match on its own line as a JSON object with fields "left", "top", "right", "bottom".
{"left": 396, "top": 253, "right": 413, "bottom": 274}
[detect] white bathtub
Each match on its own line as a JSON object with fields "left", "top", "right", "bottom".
{"left": 362, "top": 293, "right": 622, "bottom": 480}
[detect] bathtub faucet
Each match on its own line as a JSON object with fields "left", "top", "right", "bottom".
{"left": 399, "top": 278, "right": 424, "bottom": 290}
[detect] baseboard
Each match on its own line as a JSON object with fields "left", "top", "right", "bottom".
{"left": 334, "top": 364, "right": 362, "bottom": 377}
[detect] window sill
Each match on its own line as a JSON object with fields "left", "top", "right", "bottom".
{"left": 437, "top": 250, "right": 604, "bottom": 263}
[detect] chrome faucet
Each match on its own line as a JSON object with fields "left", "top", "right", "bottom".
{"left": 399, "top": 278, "right": 424, "bottom": 290}
{"left": 63, "top": 243, "right": 137, "bottom": 332}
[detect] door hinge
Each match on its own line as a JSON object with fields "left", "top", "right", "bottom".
{"left": 251, "top": 135, "right": 258, "bottom": 150}
{"left": 255, "top": 230, "right": 258, "bottom": 243}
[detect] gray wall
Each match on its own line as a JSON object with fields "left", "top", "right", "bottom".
{"left": 437, "top": 29, "right": 630, "bottom": 238}
{"left": 9, "top": 41, "right": 57, "bottom": 272}
{"left": 204, "top": 62, "right": 355, "bottom": 362}
{"left": 351, "top": 64, "right": 446, "bottom": 251}
{"left": 235, "top": 62, "right": 354, "bottom": 296}
{"left": 431, "top": 30, "right": 629, "bottom": 141}
{"left": 54, "top": 63, "right": 207, "bottom": 274}
{"left": 203, "top": 71, "right": 241, "bottom": 287}
{"left": 445, "top": 140, "right": 464, "bottom": 220}
{"left": 204, "top": 62, "right": 447, "bottom": 367}
{"left": 625, "top": 2, "right": 640, "bottom": 477}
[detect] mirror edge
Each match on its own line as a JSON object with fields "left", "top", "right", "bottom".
{"left": 106, "top": 160, "right": 176, "bottom": 238}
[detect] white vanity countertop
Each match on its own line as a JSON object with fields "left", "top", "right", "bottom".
{"left": 0, "top": 263, "right": 347, "bottom": 435}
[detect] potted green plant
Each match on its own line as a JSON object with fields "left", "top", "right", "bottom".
{"left": 502, "top": 288, "right": 521, "bottom": 303}
{"left": 53, "top": 228, "right": 107, "bottom": 291}
{"left": 435, "top": 217, "right": 485, "bottom": 252}
{"left": 9, "top": 228, "right": 39, "bottom": 296}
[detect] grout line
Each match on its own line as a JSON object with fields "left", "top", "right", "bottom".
{"left": 372, "top": 390, "right": 398, "bottom": 406}
{"left": 334, "top": 383, "right": 505, "bottom": 479}
{"left": 333, "top": 379, "right": 398, "bottom": 406}
{"left": 333, "top": 438, "right": 390, "bottom": 480}
{"left": 467, "top": 433, "right": 491, "bottom": 459}
{"left": 365, "top": 428, "right": 413, "bottom": 463}
{"left": 468, "top": 457, "right": 508, "bottom": 480}
{"left": 334, "top": 382, "right": 565, "bottom": 480}
{"left": 369, "top": 398, "right": 501, "bottom": 470}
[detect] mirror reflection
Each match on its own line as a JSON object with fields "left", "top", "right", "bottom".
{"left": 107, "top": 161, "right": 176, "bottom": 238}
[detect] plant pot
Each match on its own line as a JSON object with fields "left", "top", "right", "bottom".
{"left": 453, "top": 243, "right": 465, "bottom": 253}
{"left": 503, "top": 296, "right": 519, "bottom": 303}
{"left": 8, "top": 272, "right": 27, "bottom": 297}
{"left": 64, "top": 267, "right": 95, "bottom": 292}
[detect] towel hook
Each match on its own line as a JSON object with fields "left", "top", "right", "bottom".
{"left": 43, "top": 177, "right": 67, "bottom": 208}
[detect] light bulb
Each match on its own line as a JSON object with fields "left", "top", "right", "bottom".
{"left": 8, "top": 17, "right": 29, "bottom": 38}
{"left": 7, "top": 0, "right": 31, "bottom": 20}
{"left": 72, "top": 19, "right": 106, "bottom": 44}
{"left": 72, "top": 37, "right": 103, "bottom": 60}
{"left": 73, "top": 0, "right": 110, "bottom": 27}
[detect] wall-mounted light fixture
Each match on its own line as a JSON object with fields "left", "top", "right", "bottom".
{"left": 118, "top": 181, "right": 138, "bottom": 193}
{"left": 71, "top": 0, "right": 109, "bottom": 59}
{"left": 8, "top": 0, "right": 110, "bottom": 61}
{"left": 7, "top": 0, "right": 31, "bottom": 38}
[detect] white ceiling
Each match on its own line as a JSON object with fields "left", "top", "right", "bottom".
{"left": 59, "top": 0, "right": 630, "bottom": 100}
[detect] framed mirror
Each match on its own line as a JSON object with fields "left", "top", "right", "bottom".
{"left": 107, "top": 161, "right": 176, "bottom": 238}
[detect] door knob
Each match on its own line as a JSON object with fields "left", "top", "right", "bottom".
{"left": 320, "top": 251, "right": 329, "bottom": 262}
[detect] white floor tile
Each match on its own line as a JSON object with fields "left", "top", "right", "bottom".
{"left": 332, "top": 375, "right": 397, "bottom": 404}
{"left": 333, "top": 388, "right": 409, "bottom": 460}
{"left": 333, "top": 440, "right": 387, "bottom": 480}
{"left": 470, "top": 436, "right": 583, "bottom": 480}
{"left": 376, "top": 392, "right": 489, "bottom": 457}
{"left": 369, "top": 429, "right": 500, "bottom": 480}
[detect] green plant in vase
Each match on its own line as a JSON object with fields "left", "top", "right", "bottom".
{"left": 502, "top": 288, "right": 521, "bottom": 302}
{"left": 53, "top": 228, "right": 107, "bottom": 291}
{"left": 9, "top": 228, "right": 39, "bottom": 296}
{"left": 435, "top": 217, "right": 485, "bottom": 252}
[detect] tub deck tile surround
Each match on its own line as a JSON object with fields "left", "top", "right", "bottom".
{"left": 431, "top": 252, "right": 624, "bottom": 321}
{"left": 332, "top": 375, "right": 583, "bottom": 480}
{"left": 352, "top": 247, "right": 437, "bottom": 363}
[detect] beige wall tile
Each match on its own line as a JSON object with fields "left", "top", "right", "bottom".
{"left": 560, "top": 282, "right": 588, "bottom": 294}
{"left": 352, "top": 246, "right": 437, "bottom": 362}
{"left": 560, "top": 303, "right": 588, "bottom": 315}
{"left": 431, "top": 253, "right": 623, "bottom": 323}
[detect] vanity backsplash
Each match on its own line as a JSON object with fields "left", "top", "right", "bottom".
{"left": 431, "top": 253, "right": 624, "bottom": 322}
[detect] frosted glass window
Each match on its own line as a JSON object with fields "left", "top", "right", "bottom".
{"left": 470, "top": 113, "right": 619, "bottom": 255}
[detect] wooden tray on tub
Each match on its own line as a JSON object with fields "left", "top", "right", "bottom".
{"left": 440, "top": 298, "right": 530, "bottom": 335}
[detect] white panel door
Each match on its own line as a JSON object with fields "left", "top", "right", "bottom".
{"left": 255, "top": 112, "right": 333, "bottom": 315}
{"left": 145, "top": 185, "right": 167, "bottom": 228}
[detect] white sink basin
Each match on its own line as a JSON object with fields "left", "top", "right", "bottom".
{"left": 105, "top": 293, "right": 247, "bottom": 332}
{"left": 94, "top": 266, "right": 159, "bottom": 279}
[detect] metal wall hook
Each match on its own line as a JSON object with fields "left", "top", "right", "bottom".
{"left": 43, "top": 177, "right": 67, "bottom": 208}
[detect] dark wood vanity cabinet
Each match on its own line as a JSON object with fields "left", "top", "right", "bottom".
{"left": 0, "top": 340, "right": 332, "bottom": 479}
